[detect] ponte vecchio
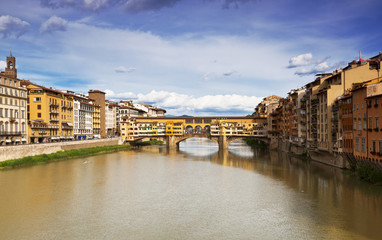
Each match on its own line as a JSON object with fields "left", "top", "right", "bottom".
{"left": 120, "top": 116, "right": 268, "bottom": 149}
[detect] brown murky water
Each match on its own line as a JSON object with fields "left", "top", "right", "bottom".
{"left": 0, "top": 138, "right": 381, "bottom": 239}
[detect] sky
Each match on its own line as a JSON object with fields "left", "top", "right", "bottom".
{"left": 1, "top": 0, "right": 382, "bottom": 116}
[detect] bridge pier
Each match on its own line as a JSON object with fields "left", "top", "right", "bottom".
{"left": 218, "top": 135, "right": 229, "bottom": 149}
{"left": 166, "top": 135, "right": 178, "bottom": 150}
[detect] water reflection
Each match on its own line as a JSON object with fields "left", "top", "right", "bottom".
{"left": 1, "top": 139, "right": 382, "bottom": 240}
{"left": 179, "top": 137, "right": 218, "bottom": 157}
{"left": 176, "top": 140, "right": 382, "bottom": 240}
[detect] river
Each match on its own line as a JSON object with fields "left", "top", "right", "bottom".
{"left": 0, "top": 138, "right": 381, "bottom": 239}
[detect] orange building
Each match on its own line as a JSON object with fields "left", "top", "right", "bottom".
{"left": 366, "top": 82, "right": 382, "bottom": 162}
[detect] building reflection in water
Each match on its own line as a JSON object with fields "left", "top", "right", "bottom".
{"left": 174, "top": 137, "right": 382, "bottom": 240}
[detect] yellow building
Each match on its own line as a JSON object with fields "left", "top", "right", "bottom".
{"left": 22, "top": 81, "right": 74, "bottom": 143}
{"left": 93, "top": 104, "right": 101, "bottom": 138}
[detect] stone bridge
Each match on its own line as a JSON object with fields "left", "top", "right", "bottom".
{"left": 121, "top": 116, "right": 269, "bottom": 149}
{"left": 133, "top": 133, "right": 268, "bottom": 150}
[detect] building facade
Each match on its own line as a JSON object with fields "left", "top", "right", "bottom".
{"left": 0, "top": 53, "right": 28, "bottom": 145}
{"left": 88, "top": 90, "right": 106, "bottom": 138}
{"left": 23, "top": 81, "right": 74, "bottom": 143}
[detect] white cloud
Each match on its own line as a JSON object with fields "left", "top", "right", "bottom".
{"left": 21, "top": 20, "right": 293, "bottom": 98}
{"left": 105, "top": 89, "right": 262, "bottom": 116}
{"left": 287, "top": 53, "right": 313, "bottom": 68}
{"left": 295, "top": 61, "right": 331, "bottom": 76}
{"left": 114, "top": 66, "right": 136, "bottom": 73}
{"left": 40, "top": 16, "right": 68, "bottom": 33}
{"left": 0, "top": 15, "right": 29, "bottom": 38}
{"left": 0, "top": 61, "right": 6, "bottom": 71}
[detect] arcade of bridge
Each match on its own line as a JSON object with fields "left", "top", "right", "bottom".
{"left": 133, "top": 116, "right": 261, "bottom": 132}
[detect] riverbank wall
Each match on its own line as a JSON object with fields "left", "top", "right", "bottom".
{"left": 272, "top": 138, "right": 349, "bottom": 169}
{"left": 0, "top": 138, "right": 122, "bottom": 162}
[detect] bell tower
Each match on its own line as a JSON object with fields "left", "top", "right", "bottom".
{"left": 5, "top": 50, "right": 17, "bottom": 79}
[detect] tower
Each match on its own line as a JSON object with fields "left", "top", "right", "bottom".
{"left": 88, "top": 90, "right": 106, "bottom": 138}
{"left": 5, "top": 50, "right": 17, "bottom": 79}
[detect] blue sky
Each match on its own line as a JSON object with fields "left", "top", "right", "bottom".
{"left": 1, "top": 0, "right": 382, "bottom": 116}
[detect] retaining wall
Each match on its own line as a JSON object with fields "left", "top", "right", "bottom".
{"left": 0, "top": 138, "right": 121, "bottom": 162}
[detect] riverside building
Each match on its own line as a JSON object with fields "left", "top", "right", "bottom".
{"left": 0, "top": 52, "right": 28, "bottom": 145}
{"left": 22, "top": 81, "right": 74, "bottom": 143}
{"left": 263, "top": 52, "right": 382, "bottom": 166}
{"left": 64, "top": 91, "right": 95, "bottom": 140}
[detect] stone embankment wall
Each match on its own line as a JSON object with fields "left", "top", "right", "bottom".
{"left": 0, "top": 138, "right": 122, "bottom": 162}
{"left": 270, "top": 138, "right": 348, "bottom": 169}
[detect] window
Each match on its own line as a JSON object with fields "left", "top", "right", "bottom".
{"left": 376, "top": 118, "right": 379, "bottom": 129}
{"left": 34, "top": 97, "right": 41, "bottom": 102}
{"left": 361, "top": 138, "right": 365, "bottom": 152}
{"left": 37, "top": 113, "right": 41, "bottom": 118}
{"left": 379, "top": 141, "right": 382, "bottom": 154}
{"left": 355, "top": 138, "right": 359, "bottom": 152}
{"left": 369, "top": 117, "right": 373, "bottom": 129}
{"left": 0, "top": 108, "right": 2, "bottom": 117}
{"left": 359, "top": 120, "right": 361, "bottom": 130}
{"left": 37, "top": 105, "right": 41, "bottom": 110}
{"left": 373, "top": 140, "right": 376, "bottom": 152}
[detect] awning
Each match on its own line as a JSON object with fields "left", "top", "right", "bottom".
{"left": 15, "top": 139, "right": 21, "bottom": 142}
{"left": 6, "top": 140, "right": 11, "bottom": 143}
{"left": 22, "top": 138, "right": 27, "bottom": 142}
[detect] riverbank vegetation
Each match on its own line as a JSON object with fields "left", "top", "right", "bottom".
{"left": 243, "top": 138, "right": 268, "bottom": 149}
{"left": 355, "top": 163, "right": 382, "bottom": 185}
{"left": 134, "top": 140, "right": 163, "bottom": 146}
{"left": 0, "top": 145, "right": 131, "bottom": 169}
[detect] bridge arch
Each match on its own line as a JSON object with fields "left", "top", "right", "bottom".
{"left": 203, "top": 125, "right": 210, "bottom": 134}
{"left": 195, "top": 125, "right": 202, "bottom": 134}
{"left": 174, "top": 135, "right": 218, "bottom": 147}
{"left": 186, "top": 125, "right": 193, "bottom": 134}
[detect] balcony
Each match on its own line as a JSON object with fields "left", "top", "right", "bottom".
{"left": 31, "top": 123, "right": 48, "bottom": 129}
{"left": 50, "top": 109, "right": 59, "bottom": 114}
{"left": 0, "top": 131, "right": 22, "bottom": 136}
{"left": 49, "top": 103, "right": 59, "bottom": 107}
{"left": 9, "top": 116, "right": 16, "bottom": 122}
{"left": 50, "top": 118, "right": 60, "bottom": 122}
